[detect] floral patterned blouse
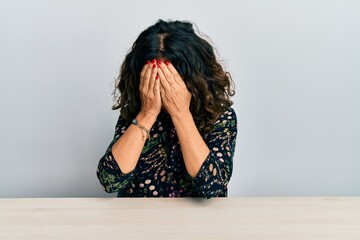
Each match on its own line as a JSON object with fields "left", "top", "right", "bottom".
{"left": 96, "top": 106, "right": 237, "bottom": 199}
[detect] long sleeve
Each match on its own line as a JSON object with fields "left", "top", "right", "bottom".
{"left": 96, "top": 114, "right": 137, "bottom": 193}
{"left": 189, "top": 107, "right": 238, "bottom": 199}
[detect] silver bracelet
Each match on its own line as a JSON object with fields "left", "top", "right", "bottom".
{"left": 131, "top": 118, "right": 150, "bottom": 140}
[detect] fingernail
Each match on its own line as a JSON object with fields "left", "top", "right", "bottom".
{"left": 152, "top": 64, "right": 156, "bottom": 68}
{"left": 164, "top": 60, "right": 169, "bottom": 66}
{"left": 158, "top": 59, "right": 162, "bottom": 65}
{"left": 146, "top": 60, "right": 150, "bottom": 65}
{"left": 151, "top": 59, "right": 156, "bottom": 64}
{"left": 156, "top": 75, "right": 159, "bottom": 80}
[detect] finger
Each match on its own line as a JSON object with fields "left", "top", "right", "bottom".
{"left": 144, "top": 62, "right": 156, "bottom": 93}
{"left": 142, "top": 60, "right": 152, "bottom": 92}
{"left": 140, "top": 60, "right": 150, "bottom": 79}
{"left": 158, "top": 60, "right": 179, "bottom": 88}
{"left": 140, "top": 60, "right": 151, "bottom": 90}
{"left": 148, "top": 62, "right": 158, "bottom": 93}
{"left": 163, "top": 61, "right": 182, "bottom": 86}
{"left": 154, "top": 72, "right": 160, "bottom": 96}
{"left": 157, "top": 67, "right": 171, "bottom": 92}
{"left": 148, "top": 66, "right": 157, "bottom": 93}
{"left": 159, "top": 79, "right": 166, "bottom": 100}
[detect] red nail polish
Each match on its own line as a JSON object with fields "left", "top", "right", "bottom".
{"left": 156, "top": 75, "right": 159, "bottom": 80}
{"left": 146, "top": 60, "right": 150, "bottom": 65}
{"left": 158, "top": 59, "right": 162, "bottom": 65}
{"left": 152, "top": 64, "right": 156, "bottom": 68}
{"left": 151, "top": 59, "right": 156, "bottom": 64}
{"left": 164, "top": 60, "right": 169, "bottom": 66}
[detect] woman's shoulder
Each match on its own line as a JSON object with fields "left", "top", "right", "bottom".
{"left": 225, "top": 106, "right": 237, "bottom": 117}
{"left": 201, "top": 106, "right": 237, "bottom": 137}
{"left": 215, "top": 106, "right": 237, "bottom": 124}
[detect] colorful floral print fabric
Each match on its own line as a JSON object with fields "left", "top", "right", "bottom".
{"left": 96, "top": 106, "right": 237, "bottom": 199}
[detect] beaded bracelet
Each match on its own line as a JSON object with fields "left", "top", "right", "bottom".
{"left": 131, "top": 118, "right": 150, "bottom": 140}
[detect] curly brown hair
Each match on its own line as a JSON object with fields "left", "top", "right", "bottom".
{"left": 111, "top": 19, "right": 235, "bottom": 134}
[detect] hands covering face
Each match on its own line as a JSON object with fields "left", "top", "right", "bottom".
{"left": 139, "top": 59, "right": 192, "bottom": 118}
{"left": 157, "top": 59, "right": 192, "bottom": 117}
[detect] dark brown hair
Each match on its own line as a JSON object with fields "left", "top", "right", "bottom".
{"left": 111, "top": 19, "right": 235, "bottom": 133}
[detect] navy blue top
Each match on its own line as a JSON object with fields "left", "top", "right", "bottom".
{"left": 96, "top": 106, "right": 237, "bottom": 199}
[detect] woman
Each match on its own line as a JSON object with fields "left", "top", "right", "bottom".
{"left": 96, "top": 19, "right": 237, "bottom": 199}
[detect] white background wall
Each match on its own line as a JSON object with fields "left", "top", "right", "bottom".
{"left": 1, "top": 0, "right": 359, "bottom": 197}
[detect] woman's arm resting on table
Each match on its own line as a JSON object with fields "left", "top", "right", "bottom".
{"left": 96, "top": 112, "right": 157, "bottom": 193}
{"left": 171, "top": 107, "right": 238, "bottom": 199}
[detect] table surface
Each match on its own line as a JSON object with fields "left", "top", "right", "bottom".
{"left": 0, "top": 196, "right": 359, "bottom": 240}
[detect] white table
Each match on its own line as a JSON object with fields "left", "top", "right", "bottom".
{"left": 1, "top": 197, "right": 359, "bottom": 239}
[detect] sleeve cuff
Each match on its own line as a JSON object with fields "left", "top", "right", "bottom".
{"left": 106, "top": 146, "right": 137, "bottom": 177}
{"left": 187, "top": 150, "right": 214, "bottom": 192}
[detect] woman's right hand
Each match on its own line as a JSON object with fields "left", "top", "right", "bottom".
{"left": 139, "top": 59, "right": 161, "bottom": 118}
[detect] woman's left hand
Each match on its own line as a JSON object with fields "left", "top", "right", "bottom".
{"left": 157, "top": 60, "right": 192, "bottom": 118}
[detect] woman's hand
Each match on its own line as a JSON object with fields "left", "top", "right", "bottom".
{"left": 157, "top": 60, "right": 192, "bottom": 118}
{"left": 139, "top": 59, "right": 161, "bottom": 118}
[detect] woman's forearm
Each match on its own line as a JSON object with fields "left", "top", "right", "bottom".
{"left": 171, "top": 111, "right": 210, "bottom": 178}
{"left": 111, "top": 111, "right": 157, "bottom": 174}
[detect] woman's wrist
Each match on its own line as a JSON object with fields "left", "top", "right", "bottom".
{"left": 136, "top": 111, "right": 157, "bottom": 130}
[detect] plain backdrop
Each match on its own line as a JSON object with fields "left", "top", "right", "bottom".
{"left": 0, "top": 0, "right": 359, "bottom": 197}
